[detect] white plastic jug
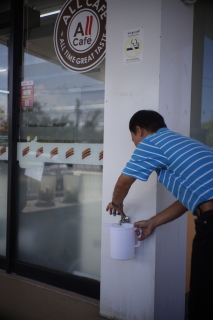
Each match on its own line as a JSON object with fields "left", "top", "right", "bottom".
{"left": 104, "top": 223, "right": 141, "bottom": 260}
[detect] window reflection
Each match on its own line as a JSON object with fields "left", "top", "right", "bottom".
{"left": 0, "top": 162, "right": 7, "bottom": 256}
{"left": 16, "top": 2, "right": 104, "bottom": 281}
{"left": 17, "top": 163, "right": 102, "bottom": 280}
{"left": 0, "top": 28, "right": 9, "bottom": 257}
{"left": 190, "top": 0, "right": 213, "bottom": 147}
{"left": 20, "top": 53, "right": 104, "bottom": 143}
{"left": 20, "top": 7, "right": 105, "bottom": 144}
{"left": 0, "top": 38, "right": 9, "bottom": 146}
{"left": 200, "top": 37, "right": 213, "bottom": 146}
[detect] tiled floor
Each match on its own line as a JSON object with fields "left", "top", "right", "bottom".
{"left": 0, "top": 270, "right": 102, "bottom": 320}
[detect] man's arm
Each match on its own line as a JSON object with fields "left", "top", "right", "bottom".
{"left": 134, "top": 200, "right": 187, "bottom": 240}
{"left": 112, "top": 174, "right": 136, "bottom": 205}
{"left": 106, "top": 174, "right": 136, "bottom": 216}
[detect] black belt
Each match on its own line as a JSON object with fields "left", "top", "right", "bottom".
{"left": 195, "top": 200, "right": 213, "bottom": 218}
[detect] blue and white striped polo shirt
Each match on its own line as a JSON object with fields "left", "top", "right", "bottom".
{"left": 122, "top": 128, "right": 213, "bottom": 214}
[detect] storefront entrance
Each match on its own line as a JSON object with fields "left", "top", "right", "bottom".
{"left": 0, "top": 0, "right": 105, "bottom": 299}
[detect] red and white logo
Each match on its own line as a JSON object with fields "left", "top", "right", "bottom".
{"left": 54, "top": 0, "right": 106, "bottom": 73}
{"left": 68, "top": 11, "right": 98, "bottom": 53}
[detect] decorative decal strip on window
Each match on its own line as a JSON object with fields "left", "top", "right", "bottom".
{"left": 15, "top": 143, "right": 103, "bottom": 165}
{"left": 0, "top": 146, "right": 6, "bottom": 156}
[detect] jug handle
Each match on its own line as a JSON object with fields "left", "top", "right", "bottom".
{"left": 134, "top": 228, "right": 142, "bottom": 248}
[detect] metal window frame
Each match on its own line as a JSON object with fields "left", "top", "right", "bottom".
{"left": 6, "top": 0, "right": 24, "bottom": 273}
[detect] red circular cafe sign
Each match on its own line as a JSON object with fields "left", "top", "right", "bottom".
{"left": 54, "top": 0, "right": 107, "bottom": 73}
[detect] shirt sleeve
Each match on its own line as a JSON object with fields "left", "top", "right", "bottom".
{"left": 122, "top": 140, "right": 169, "bottom": 181}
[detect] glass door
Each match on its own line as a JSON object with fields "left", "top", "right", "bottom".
{"left": 190, "top": 0, "right": 213, "bottom": 146}
{"left": 15, "top": 1, "right": 104, "bottom": 282}
{"left": 186, "top": 0, "right": 213, "bottom": 294}
{"left": 0, "top": 14, "right": 10, "bottom": 257}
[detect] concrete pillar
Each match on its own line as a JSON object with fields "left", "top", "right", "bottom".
{"left": 100, "top": 0, "right": 193, "bottom": 319}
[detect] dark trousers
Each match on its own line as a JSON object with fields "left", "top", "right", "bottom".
{"left": 188, "top": 210, "right": 213, "bottom": 320}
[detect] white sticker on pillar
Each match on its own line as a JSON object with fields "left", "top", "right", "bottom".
{"left": 123, "top": 27, "right": 143, "bottom": 65}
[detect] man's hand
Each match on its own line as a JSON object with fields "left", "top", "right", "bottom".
{"left": 106, "top": 202, "right": 126, "bottom": 218}
{"left": 134, "top": 220, "right": 155, "bottom": 241}
{"left": 106, "top": 174, "right": 136, "bottom": 218}
{"left": 134, "top": 200, "right": 187, "bottom": 241}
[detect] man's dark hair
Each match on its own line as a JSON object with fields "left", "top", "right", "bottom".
{"left": 129, "top": 110, "right": 167, "bottom": 133}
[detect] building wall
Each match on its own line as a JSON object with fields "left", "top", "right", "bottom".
{"left": 101, "top": 0, "right": 161, "bottom": 318}
{"left": 100, "top": 0, "right": 194, "bottom": 319}
{"left": 155, "top": 1, "right": 193, "bottom": 319}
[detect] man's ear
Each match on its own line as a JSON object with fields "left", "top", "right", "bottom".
{"left": 135, "top": 126, "right": 143, "bottom": 137}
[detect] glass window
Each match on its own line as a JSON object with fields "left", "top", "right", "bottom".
{"left": 15, "top": 1, "right": 104, "bottom": 281}
{"left": 187, "top": 0, "right": 213, "bottom": 294}
{"left": 0, "top": 162, "right": 7, "bottom": 256}
{"left": 190, "top": 0, "right": 213, "bottom": 147}
{"left": 0, "top": 24, "right": 9, "bottom": 256}
{"left": 200, "top": 36, "right": 213, "bottom": 146}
